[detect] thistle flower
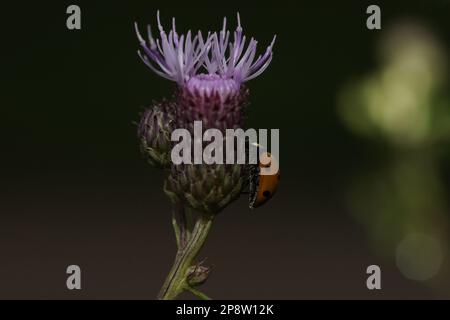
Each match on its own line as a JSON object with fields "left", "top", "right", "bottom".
{"left": 136, "top": 12, "right": 276, "bottom": 212}
{"left": 135, "top": 11, "right": 276, "bottom": 132}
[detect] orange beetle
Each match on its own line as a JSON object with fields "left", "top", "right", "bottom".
{"left": 249, "top": 151, "right": 280, "bottom": 209}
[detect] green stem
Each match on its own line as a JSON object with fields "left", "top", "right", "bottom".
{"left": 186, "top": 285, "right": 212, "bottom": 300}
{"left": 157, "top": 215, "right": 214, "bottom": 300}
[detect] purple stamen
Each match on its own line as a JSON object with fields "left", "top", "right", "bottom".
{"left": 135, "top": 12, "right": 275, "bottom": 87}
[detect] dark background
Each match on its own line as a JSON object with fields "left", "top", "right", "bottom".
{"left": 1, "top": 0, "right": 449, "bottom": 299}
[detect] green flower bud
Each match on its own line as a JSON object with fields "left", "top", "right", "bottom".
{"left": 137, "top": 101, "right": 175, "bottom": 168}
{"left": 186, "top": 263, "right": 211, "bottom": 287}
{"left": 165, "top": 163, "right": 244, "bottom": 215}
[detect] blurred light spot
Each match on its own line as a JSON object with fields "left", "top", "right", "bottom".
{"left": 338, "top": 21, "right": 450, "bottom": 147}
{"left": 396, "top": 233, "right": 443, "bottom": 281}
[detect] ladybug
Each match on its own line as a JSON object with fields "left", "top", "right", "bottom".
{"left": 248, "top": 151, "right": 280, "bottom": 209}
